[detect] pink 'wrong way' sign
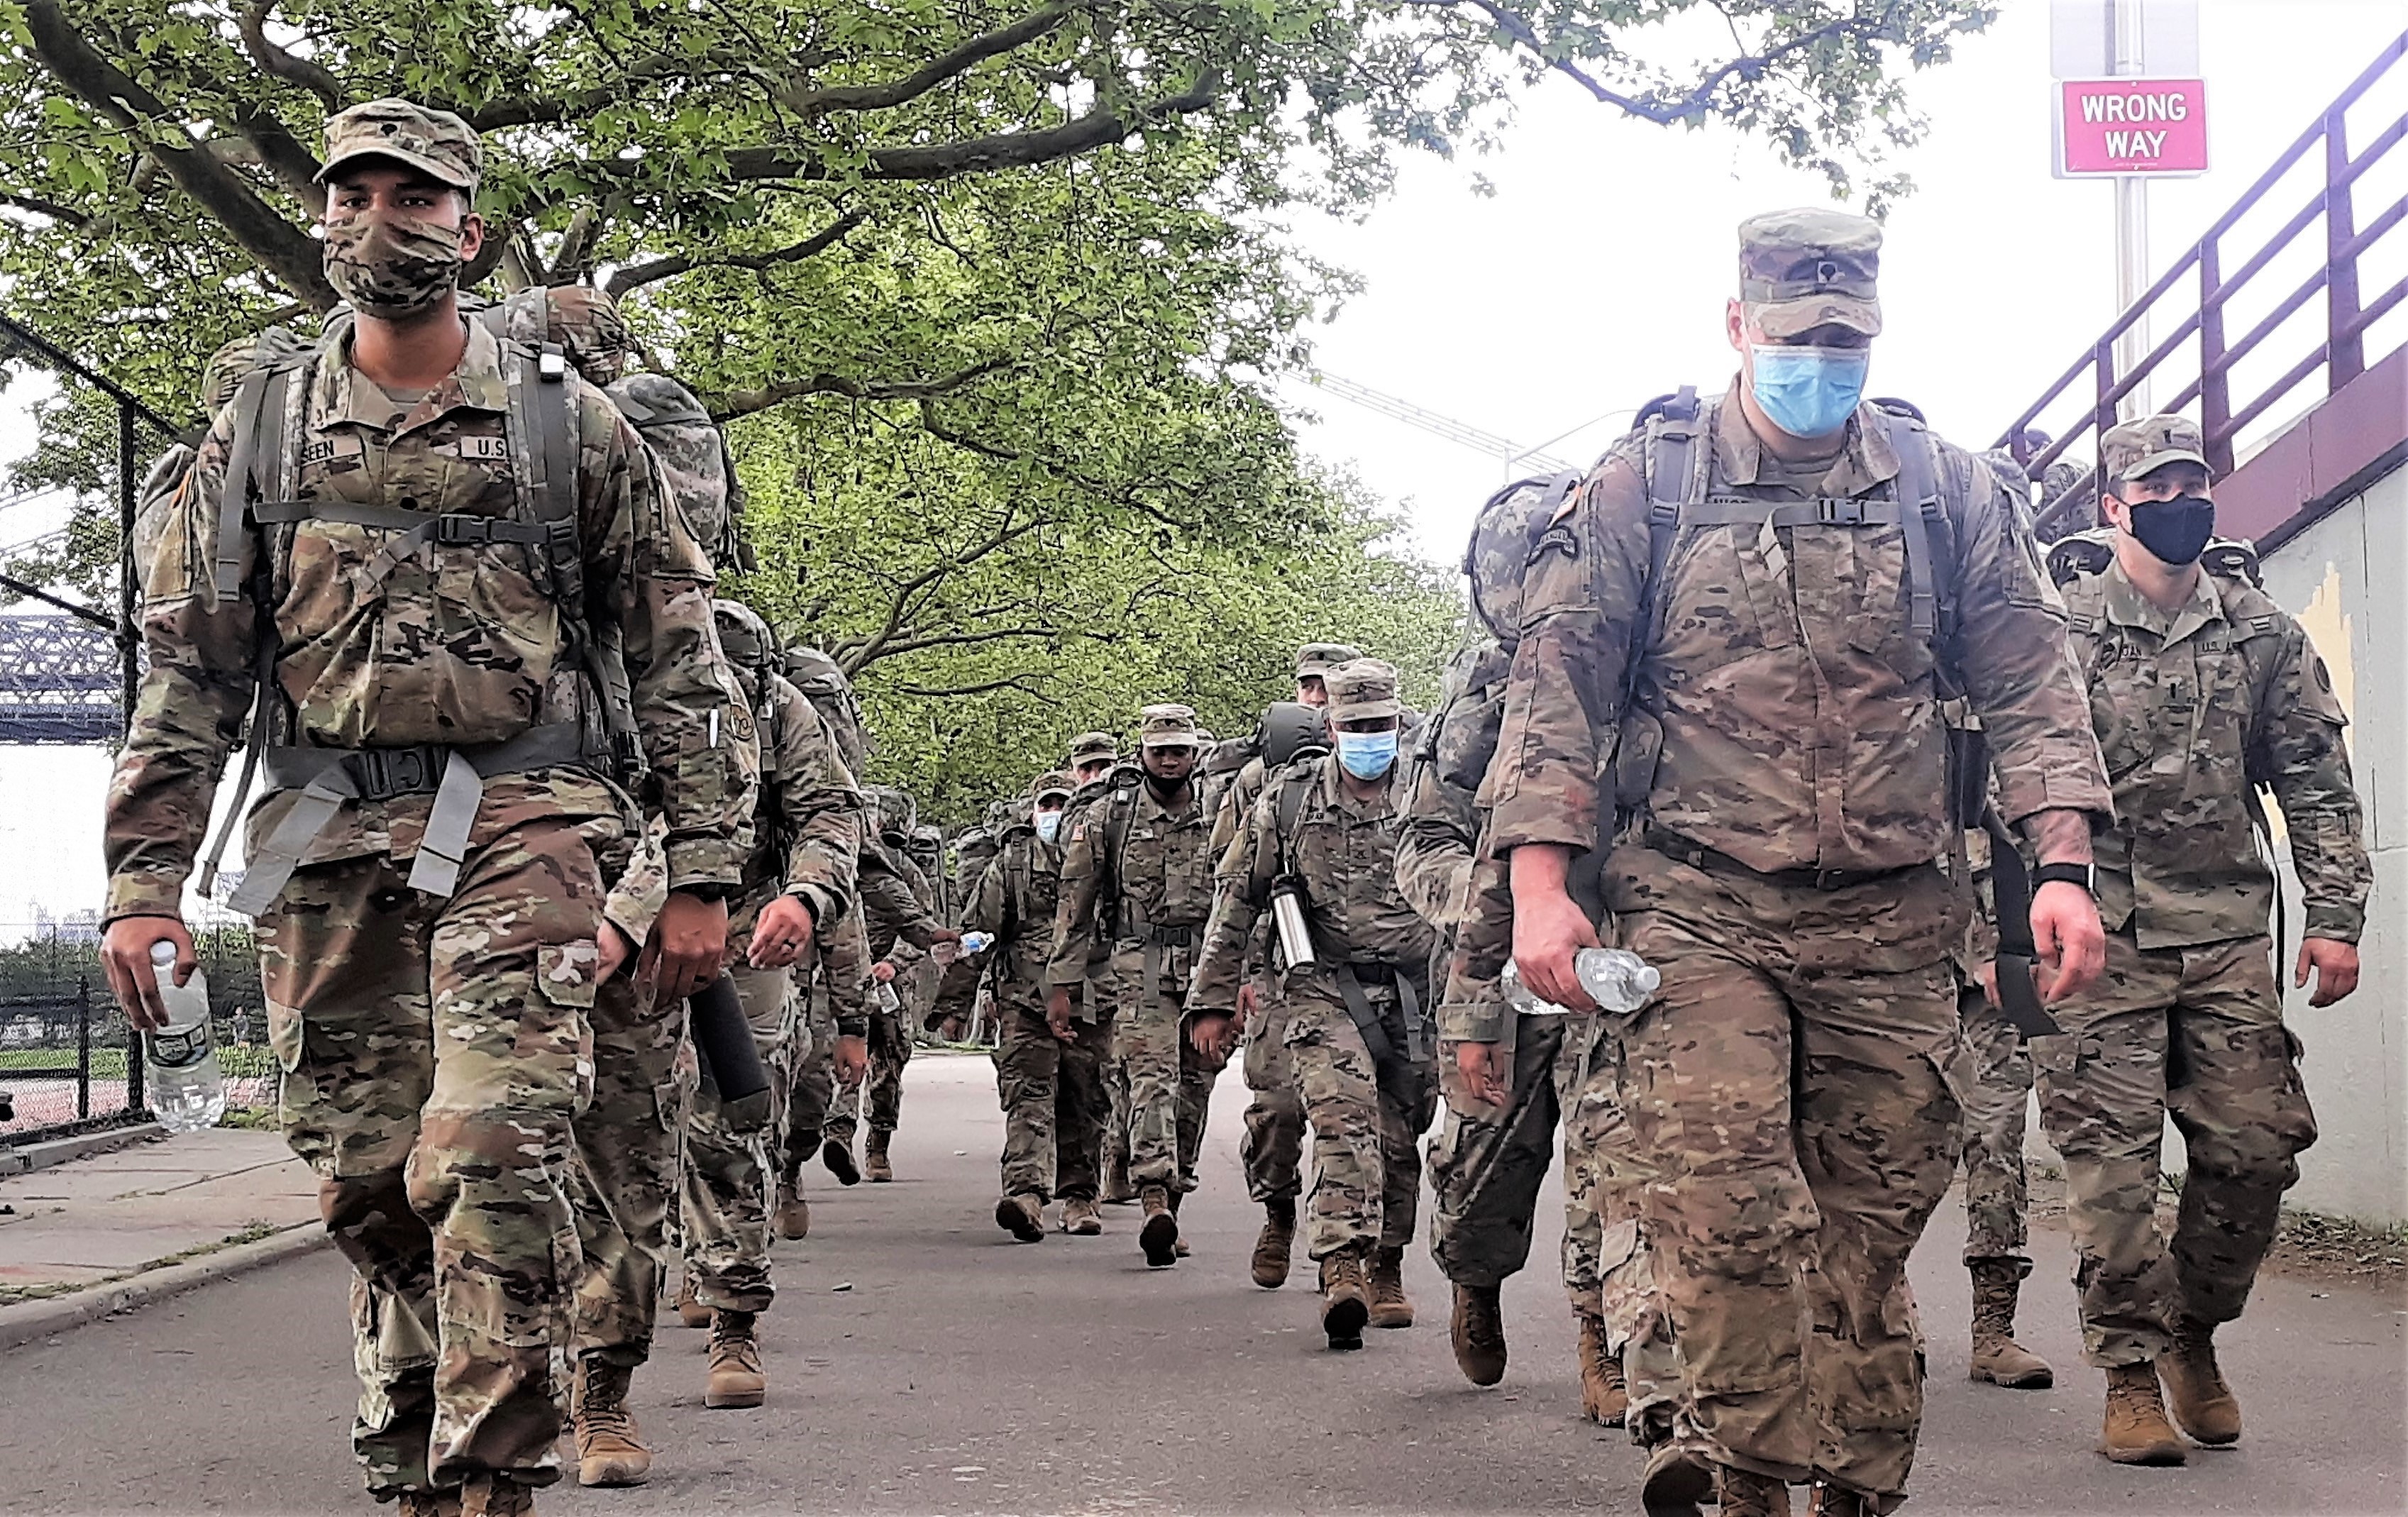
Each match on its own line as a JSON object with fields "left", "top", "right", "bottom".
{"left": 2058, "top": 78, "right": 2209, "bottom": 176}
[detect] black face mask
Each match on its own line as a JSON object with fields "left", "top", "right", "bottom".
{"left": 1143, "top": 771, "right": 1188, "bottom": 803}
{"left": 2124, "top": 494, "right": 2216, "bottom": 566}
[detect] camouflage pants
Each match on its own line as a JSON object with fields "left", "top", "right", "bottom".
{"left": 825, "top": 1009, "right": 911, "bottom": 1146}
{"left": 260, "top": 817, "right": 620, "bottom": 1496}
{"left": 1607, "top": 851, "right": 1964, "bottom": 1506}
{"left": 1110, "top": 943, "right": 1225, "bottom": 1193}
{"left": 1427, "top": 1013, "right": 1569, "bottom": 1289}
{"left": 2033, "top": 930, "right": 2315, "bottom": 1367}
{"left": 680, "top": 912, "right": 796, "bottom": 1316}
{"left": 1957, "top": 989, "right": 2035, "bottom": 1267}
{"left": 1283, "top": 966, "right": 1438, "bottom": 1259}
{"left": 1561, "top": 1012, "right": 1681, "bottom": 1443}
{"left": 566, "top": 946, "right": 686, "bottom": 1370}
{"left": 1240, "top": 976, "right": 1305, "bottom": 1203}
{"left": 782, "top": 986, "right": 834, "bottom": 1184}
{"left": 993, "top": 992, "right": 1109, "bottom": 1202}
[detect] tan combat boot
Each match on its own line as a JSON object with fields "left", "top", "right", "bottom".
{"left": 864, "top": 1132, "right": 894, "bottom": 1183}
{"left": 571, "top": 1356, "right": 652, "bottom": 1488}
{"left": 995, "top": 1192, "right": 1045, "bottom": 1243}
{"left": 1251, "top": 1198, "right": 1296, "bottom": 1289}
{"left": 1137, "top": 1185, "right": 1179, "bottom": 1268}
{"left": 1575, "top": 1311, "right": 1628, "bottom": 1425}
{"left": 1638, "top": 1443, "right": 1715, "bottom": 1517}
{"left": 1449, "top": 1282, "right": 1507, "bottom": 1386}
{"left": 2099, "top": 1361, "right": 2187, "bottom": 1464}
{"left": 1967, "top": 1259, "right": 2053, "bottom": 1389}
{"left": 1714, "top": 1465, "right": 1793, "bottom": 1517}
{"left": 1102, "top": 1150, "right": 1135, "bottom": 1204}
{"left": 775, "top": 1181, "right": 810, "bottom": 1240}
{"left": 819, "top": 1134, "right": 861, "bottom": 1186}
{"left": 1061, "top": 1196, "right": 1104, "bottom": 1235}
{"left": 395, "top": 1492, "right": 463, "bottom": 1517}
{"left": 2160, "top": 1316, "right": 2242, "bottom": 1445}
{"left": 706, "top": 1309, "right": 768, "bottom": 1409}
{"left": 1319, "top": 1249, "right": 1371, "bottom": 1350}
{"left": 458, "top": 1474, "right": 537, "bottom": 1517}
{"left": 673, "top": 1274, "right": 711, "bottom": 1330}
{"left": 1169, "top": 1188, "right": 1192, "bottom": 1257}
{"left": 1366, "top": 1247, "right": 1414, "bottom": 1328}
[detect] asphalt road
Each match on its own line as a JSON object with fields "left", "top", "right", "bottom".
{"left": 2, "top": 1054, "right": 2401, "bottom": 1516}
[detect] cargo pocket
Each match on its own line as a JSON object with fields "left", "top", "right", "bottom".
{"left": 266, "top": 997, "right": 306, "bottom": 1074}
{"left": 532, "top": 942, "right": 600, "bottom": 1115}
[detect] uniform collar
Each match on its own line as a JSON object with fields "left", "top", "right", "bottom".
{"left": 2104, "top": 558, "right": 2224, "bottom": 646}
{"left": 1711, "top": 377, "right": 1900, "bottom": 495}
{"left": 1134, "top": 779, "right": 1197, "bottom": 822}
{"left": 315, "top": 316, "right": 509, "bottom": 435}
{"left": 1316, "top": 754, "right": 1393, "bottom": 817}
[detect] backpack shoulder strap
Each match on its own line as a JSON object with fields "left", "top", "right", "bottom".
{"left": 1622, "top": 385, "right": 1701, "bottom": 715}
{"left": 1874, "top": 404, "right": 1943, "bottom": 641}
{"left": 504, "top": 343, "right": 582, "bottom": 614}
{"left": 1246, "top": 760, "right": 1320, "bottom": 908}
{"left": 212, "top": 358, "right": 307, "bottom": 604}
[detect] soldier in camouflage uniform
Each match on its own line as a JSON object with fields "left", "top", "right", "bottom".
{"left": 823, "top": 788, "right": 955, "bottom": 1181}
{"left": 98, "top": 101, "right": 751, "bottom": 1517}
{"left": 2031, "top": 414, "right": 2367, "bottom": 1467}
{"left": 1191, "top": 660, "right": 1437, "bottom": 1350}
{"left": 976, "top": 772, "right": 1111, "bottom": 1239}
{"left": 1471, "top": 210, "right": 2113, "bottom": 1515}
{"left": 1206, "top": 642, "right": 1357, "bottom": 1287}
{"left": 1049, "top": 706, "right": 1226, "bottom": 1266}
{"left": 671, "top": 601, "right": 861, "bottom": 1414}
{"left": 1059, "top": 731, "right": 1135, "bottom": 1200}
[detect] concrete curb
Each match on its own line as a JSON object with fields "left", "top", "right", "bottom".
{"left": 0, "top": 1121, "right": 165, "bottom": 1176}
{"left": 0, "top": 1220, "right": 328, "bottom": 1353}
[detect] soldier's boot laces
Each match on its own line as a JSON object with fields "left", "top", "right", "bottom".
{"left": 2099, "top": 1361, "right": 2188, "bottom": 1465}
{"left": 1169, "top": 1188, "right": 1191, "bottom": 1257}
{"left": 1638, "top": 1443, "right": 1716, "bottom": 1517}
{"left": 1449, "top": 1282, "right": 1508, "bottom": 1386}
{"left": 864, "top": 1134, "right": 894, "bottom": 1184}
{"left": 571, "top": 1357, "right": 652, "bottom": 1489}
{"left": 1251, "top": 1198, "right": 1296, "bottom": 1289}
{"left": 1575, "top": 1311, "right": 1628, "bottom": 1425}
{"left": 1137, "top": 1185, "right": 1179, "bottom": 1268}
{"left": 1061, "top": 1196, "right": 1104, "bottom": 1235}
{"left": 1806, "top": 1482, "right": 1877, "bottom": 1516}
{"left": 774, "top": 1181, "right": 810, "bottom": 1241}
{"left": 820, "top": 1135, "right": 861, "bottom": 1186}
{"left": 1366, "top": 1247, "right": 1413, "bottom": 1328}
{"left": 1713, "top": 1464, "right": 1793, "bottom": 1517}
{"left": 705, "top": 1310, "right": 768, "bottom": 1410}
{"left": 2160, "top": 1316, "right": 2242, "bottom": 1445}
{"left": 458, "top": 1474, "right": 537, "bottom": 1517}
{"left": 1967, "top": 1259, "right": 2053, "bottom": 1389}
{"left": 1319, "top": 1250, "right": 1371, "bottom": 1351}
{"left": 674, "top": 1274, "right": 712, "bottom": 1330}
{"left": 394, "top": 1491, "right": 463, "bottom": 1517}
{"left": 995, "top": 1191, "right": 1046, "bottom": 1243}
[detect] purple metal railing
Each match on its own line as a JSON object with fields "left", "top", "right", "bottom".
{"left": 1999, "top": 30, "right": 2408, "bottom": 536}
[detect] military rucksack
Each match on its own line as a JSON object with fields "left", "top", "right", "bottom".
{"left": 783, "top": 646, "right": 870, "bottom": 778}
{"left": 606, "top": 373, "right": 751, "bottom": 572}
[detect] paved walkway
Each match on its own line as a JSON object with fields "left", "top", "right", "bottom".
{"left": 0, "top": 1058, "right": 2400, "bottom": 1516}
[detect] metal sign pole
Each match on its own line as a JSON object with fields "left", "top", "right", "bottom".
{"left": 2111, "top": 0, "right": 2152, "bottom": 419}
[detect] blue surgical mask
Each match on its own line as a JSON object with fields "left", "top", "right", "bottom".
{"left": 1750, "top": 344, "right": 1871, "bottom": 439}
{"left": 1335, "top": 731, "right": 1398, "bottom": 780}
{"left": 1034, "top": 811, "right": 1063, "bottom": 844}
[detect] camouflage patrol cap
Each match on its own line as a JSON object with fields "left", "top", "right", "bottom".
{"left": 1325, "top": 658, "right": 1403, "bottom": 724}
{"left": 1295, "top": 642, "right": 1362, "bottom": 679}
{"left": 1032, "top": 769, "right": 1076, "bottom": 803}
{"left": 1137, "top": 703, "right": 1200, "bottom": 751}
{"left": 1738, "top": 208, "right": 1882, "bottom": 339}
{"left": 1066, "top": 731, "right": 1119, "bottom": 766}
{"left": 316, "top": 99, "right": 480, "bottom": 192}
{"left": 2100, "top": 413, "right": 2211, "bottom": 485}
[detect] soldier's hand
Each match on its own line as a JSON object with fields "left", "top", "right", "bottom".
{"left": 1454, "top": 1040, "right": 1512, "bottom": 1108}
{"left": 1237, "top": 983, "right": 1259, "bottom": 1020}
{"left": 1509, "top": 846, "right": 1599, "bottom": 1011}
{"left": 928, "top": 927, "right": 963, "bottom": 966}
{"left": 833, "top": 1032, "right": 869, "bottom": 1084}
{"left": 646, "top": 890, "right": 729, "bottom": 1003}
{"left": 1976, "top": 961, "right": 2000, "bottom": 1008}
{"left": 1045, "top": 987, "right": 1076, "bottom": 1043}
{"left": 871, "top": 959, "right": 898, "bottom": 985}
{"left": 1188, "top": 1011, "right": 1237, "bottom": 1063}
{"left": 2029, "top": 881, "right": 2105, "bottom": 1003}
{"left": 597, "top": 920, "right": 638, "bottom": 983}
{"left": 2295, "top": 937, "right": 2360, "bottom": 1007}
{"left": 749, "top": 894, "right": 817, "bottom": 969}
{"left": 100, "top": 915, "right": 196, "bottom": 1032}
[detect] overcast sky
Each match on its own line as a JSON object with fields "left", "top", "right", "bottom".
{"left": 3, "top": 0, "right": 2403, "bottom": 923}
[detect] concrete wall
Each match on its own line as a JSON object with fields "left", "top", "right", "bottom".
{"left": 2253, "top": 464, "right": 2406, "bottom": 1224}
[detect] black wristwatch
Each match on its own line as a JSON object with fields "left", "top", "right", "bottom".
{"left": 2032, "top": 861, "right": 2097, "bottom": 896}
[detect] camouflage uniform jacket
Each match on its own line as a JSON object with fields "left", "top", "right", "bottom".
{"left": 1190, "top": 755, "right": 1435, "bottom": 1014}
{"left": 1046, "top": 780, "right": 1215, "bottom": 988}
{"left": 963, "top": 824, "right": 1065, "bottom": 991}
{"left": 1396, "top": 640, "right": 1515, "bottom": 1042}
{"left": 858, "top": 837, "right": 942, "bottom": 961}
{"left": 733, "top": 671, "right": 863, "bottom": 929}
{"left": 105, "top": 322, "right": 751, "bottom": 920}
{"left": 2062, "top": 556, "right": 2367, "bottom": 947}
{"left": 1484, "top": 386, "right": 2112, "bottom": 874}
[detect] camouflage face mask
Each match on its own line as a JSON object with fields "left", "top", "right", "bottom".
{"left": 322, "top": 214, "right": 466, "bottom": 318}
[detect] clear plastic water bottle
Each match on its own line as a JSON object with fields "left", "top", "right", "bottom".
{"left": 1499, "top": 959, "right": 1573, "bottom": 1016}
{"left": 1576, "top": 947, "right": 1662, "bottom": 1013}
{"left": 145, "top": 940, "right": 226, "bottom": 1134}
{"left": 958, "top": 931, "right": 994, "bottom": 955}
{"left": 874, "top": 978, "right": 903, "bottom": 1015}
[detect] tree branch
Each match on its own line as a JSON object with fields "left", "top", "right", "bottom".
{"left": 548, "top": 207, "right": 602, "bottom": 285}
{"left": 779, "top": 1, "right": 1081, "bottom": 118}
{"left": 873, "top": 623, "right": 1059, "bottom": 659}
{"left": 237, "top": 1, "right": 348, "bottom": 113}
{"left": 844, "top": 510, "right": 1049, "bottom": 673}
{"left": 890, "top": 673, "right": 1050, "bottom": 698}
{"left": 0, "top": 191, "right": 90, "bottom": 226}
{"left": 710, "top": 350, "right": 1015, "bottom": 421}
{"left": 457, "top": 50, "right": 765, "bottom": 131}
{"left": 607, "top": 207, "right": 866, "bottom": 297}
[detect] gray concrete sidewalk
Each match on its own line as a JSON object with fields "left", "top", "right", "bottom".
{"left": 0, "top": 1127, "right": 316, "bottom": 1303}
